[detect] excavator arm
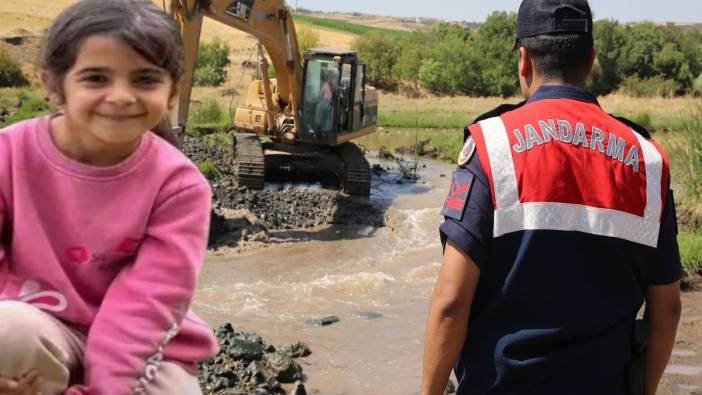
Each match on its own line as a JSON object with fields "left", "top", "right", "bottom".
{"left": 164, "top": 0, "right": 304, "bottom": 136}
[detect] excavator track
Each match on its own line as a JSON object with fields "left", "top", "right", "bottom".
{"left": 234, "top": 133, "right": 265, "bottom": 189}
{"left": 335, "top": 142, "right": 371, "bottom": 197}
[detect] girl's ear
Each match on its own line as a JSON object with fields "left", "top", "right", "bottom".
{"left": 168, "top": 80, "right": 181, "bottom": 110}
{"left": 41, "top": 70, "right": 64, "bottom": 106}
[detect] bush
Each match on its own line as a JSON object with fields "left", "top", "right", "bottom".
{"left": 694, "top": 73, "right": 702, "bottom": 96}
{"left": 196, "top": 159, "right": 222, "bottom": 181}
{"left": 188, "top": 98, "right": 228, "bottom": 128}
{"left": 352, "top": 32, "right": 401, "bottom": 89}
{"left": 0, "top": 48, "right": 28, "bottom": 88}
{"left": 679, "top": 232, "right": 702, "bottom": 278}
{"left": 297, "top": 26, "right": 320, "bottom": 56}
{"left": 620, "top": 75, "right": 679, "bottom": 97}
{"left": 630, "top": 112, "right": 653, "bottom": 132}
{"left": 194, "top": 39, "right": 231, "bottom": 87}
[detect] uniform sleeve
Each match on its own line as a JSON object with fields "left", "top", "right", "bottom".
{"left": 66, "top": 182, "right": 215, "bottom": 395}
{"left": 439, "top": 150, "right": 494, "bottom": 271}
{"left": 649, "top": 188, "right": 683, "bottom": 285}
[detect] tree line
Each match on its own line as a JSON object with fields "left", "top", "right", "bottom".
{"left": 352, "top": 12, "right": 702, "bottom": 97}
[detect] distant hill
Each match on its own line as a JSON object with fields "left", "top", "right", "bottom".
{"left": 296, "top": 8, "right": 480, "bottom": 32}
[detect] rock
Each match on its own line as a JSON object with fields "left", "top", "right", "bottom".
{"left": 221, "top": 389, "right": 249, "bottom": 395}
{"left": 266, "top": 351, "right": 303, "bottom": 383}
{"left": 371, "top": 164, "right": 387, "bottom": 175}
{"left": 248, "top": 360, "right": 268, "bottom": 384}
{"left": 228, "top": 338, "right": 264, "bottom": 361}
{"left": 281, "top": 341, "right": 312, "bottom": 358}
{"left": 212, "top": 377, "right": 229, "bottom": 392}
{"left": 217, "top": 368, "right": 239, "bottom": 383}
{"left": 289, "top": 380, "right": 307, "bottom": 395}
{"left": 215, "top": 323, "right": 235, "bottom": 337}
{"left": 358, "top": 311, "right": 383, "bottom": 320}
{"left": 304, "top": 315, "right": 340, "bottom": 326}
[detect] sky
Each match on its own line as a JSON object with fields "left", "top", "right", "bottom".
{"left": 292, "top": 0, "right": 702, "bottom": 24}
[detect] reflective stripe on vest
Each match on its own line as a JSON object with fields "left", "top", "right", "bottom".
{"left": 478, "top": 116, "right": 664, "bottom": 247}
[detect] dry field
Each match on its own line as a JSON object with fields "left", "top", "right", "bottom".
{"left": 0, "top": 0, "right": 357, "bottom": 89}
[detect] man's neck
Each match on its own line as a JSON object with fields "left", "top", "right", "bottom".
{"left": 525, "top": 76, "right": 587, "bottom": 99}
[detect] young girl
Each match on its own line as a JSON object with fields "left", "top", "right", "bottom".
{"left": 0, "top": 1, "right": 218, "bottom": 394}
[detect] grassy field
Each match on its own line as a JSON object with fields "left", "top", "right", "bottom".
{"left": 293, "top": 13, "right": 408, "bottom": 40}
{"left": 378, "top": 92, "right": 699, "bottom": 131}
{"left": 679, "top": 231, "right": 702, "bottom": 281}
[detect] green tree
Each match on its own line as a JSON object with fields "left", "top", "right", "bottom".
{"left": 194, "top": 38, "right": 231, "bottom": 86}
{"left": 618, "top": 23, "right": 702, "bottom": 92}
{"left": 394, "top": 31, "right": 431, "bottom": 94}
{"left": 472, "top": 11, "right": 519, "bottom": 97}
{"left": 352, "top": 32, "right": 401, "bottom": 88}
{"left": 590, "top": 20, "right": 626, "bottom": 95}
{"left": 418, "top": 36, "right": 480, "bottom": 96}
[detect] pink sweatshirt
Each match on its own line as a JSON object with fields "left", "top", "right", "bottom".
{"left": 0, "top": 116, "right": 219, "bottom": 394}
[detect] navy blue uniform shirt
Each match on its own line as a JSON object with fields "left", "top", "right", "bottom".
{"left": 439, "top": 85, "right": 683, "bottom": 395}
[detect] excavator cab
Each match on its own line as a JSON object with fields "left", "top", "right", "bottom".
{"left": 299, "top": 49, "right": 376, "bottom": 145}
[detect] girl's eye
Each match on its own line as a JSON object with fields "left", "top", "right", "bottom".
{"left": 134, "top": 76, "right": 163, "bottom": 87}
{"left": 82, "top": 75, "right": 108, "bottom": 84}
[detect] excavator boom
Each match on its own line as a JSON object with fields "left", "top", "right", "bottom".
{"left": 166, "top": 0, "right": 304, "bottom": 136}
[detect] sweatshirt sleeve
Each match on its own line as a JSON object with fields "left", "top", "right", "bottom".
{"left": 66, "top": 182, "right": 213, "bottom": 395}
{"left": 0, "top": 192, "right": 7, "bottom": 267}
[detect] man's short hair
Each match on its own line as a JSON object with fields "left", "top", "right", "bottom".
{"left": 517, "top": 33, "right": 594, "bottom": 81}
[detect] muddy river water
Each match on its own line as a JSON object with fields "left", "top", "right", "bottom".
{"left": 195, "top": 142, "right": 456, "bottom": 394}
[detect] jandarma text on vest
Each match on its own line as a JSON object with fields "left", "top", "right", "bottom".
{"left": 511, "top": 119, "right": 640, "bottom": 173}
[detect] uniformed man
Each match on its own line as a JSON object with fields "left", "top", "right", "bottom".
{"left": 421, "top": 1, "right": 683, "bottom": 395}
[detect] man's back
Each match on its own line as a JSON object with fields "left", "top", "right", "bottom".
{"left": 439, "top": 85, "right": 681, "bottom": 394}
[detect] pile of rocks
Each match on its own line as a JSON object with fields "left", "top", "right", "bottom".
{"left": 182, "top": 137, "right": 387, "bottom": 246}
{"left": 199, "top": 323, "right": 311, "bottom": 395}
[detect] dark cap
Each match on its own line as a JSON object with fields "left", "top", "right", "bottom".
{"left": 516, "top": 0, "right": 593, "bottom": 40}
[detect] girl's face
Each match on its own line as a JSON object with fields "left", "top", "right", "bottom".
{"left": 52, "top": 34, "right": 177, "bottom": 153}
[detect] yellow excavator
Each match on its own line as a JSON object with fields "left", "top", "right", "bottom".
{"left": 163, "top": 0, "right": 378, "bottom": 196}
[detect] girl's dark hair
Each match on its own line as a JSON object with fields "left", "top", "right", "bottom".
{"left": 40, "top": 0, "right": 184, "bottom": 89}
{"left": 518, "top": 34, "right": 594, "bottom": 82}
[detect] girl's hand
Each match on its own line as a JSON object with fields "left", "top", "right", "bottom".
{"left": 0, "top": 370, "right": 40, "bottom": 394}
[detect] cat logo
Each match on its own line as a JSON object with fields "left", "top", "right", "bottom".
{"left": 225, "top": 0, "right": 254, "bottom": 22}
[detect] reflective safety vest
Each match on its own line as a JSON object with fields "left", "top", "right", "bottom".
{"left": 468, "top": 98, "right": 669, "bottom": 248}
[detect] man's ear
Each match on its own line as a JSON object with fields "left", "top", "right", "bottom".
{"left": 586, "top": 48, "right": 596, "bottom": 76}
{"left": 519, "top": 47, "right": 532, "bottom": 79}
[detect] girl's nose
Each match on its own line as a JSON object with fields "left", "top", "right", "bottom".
{"left": 105, "top": 83, "right": 137, "bottom": 106}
